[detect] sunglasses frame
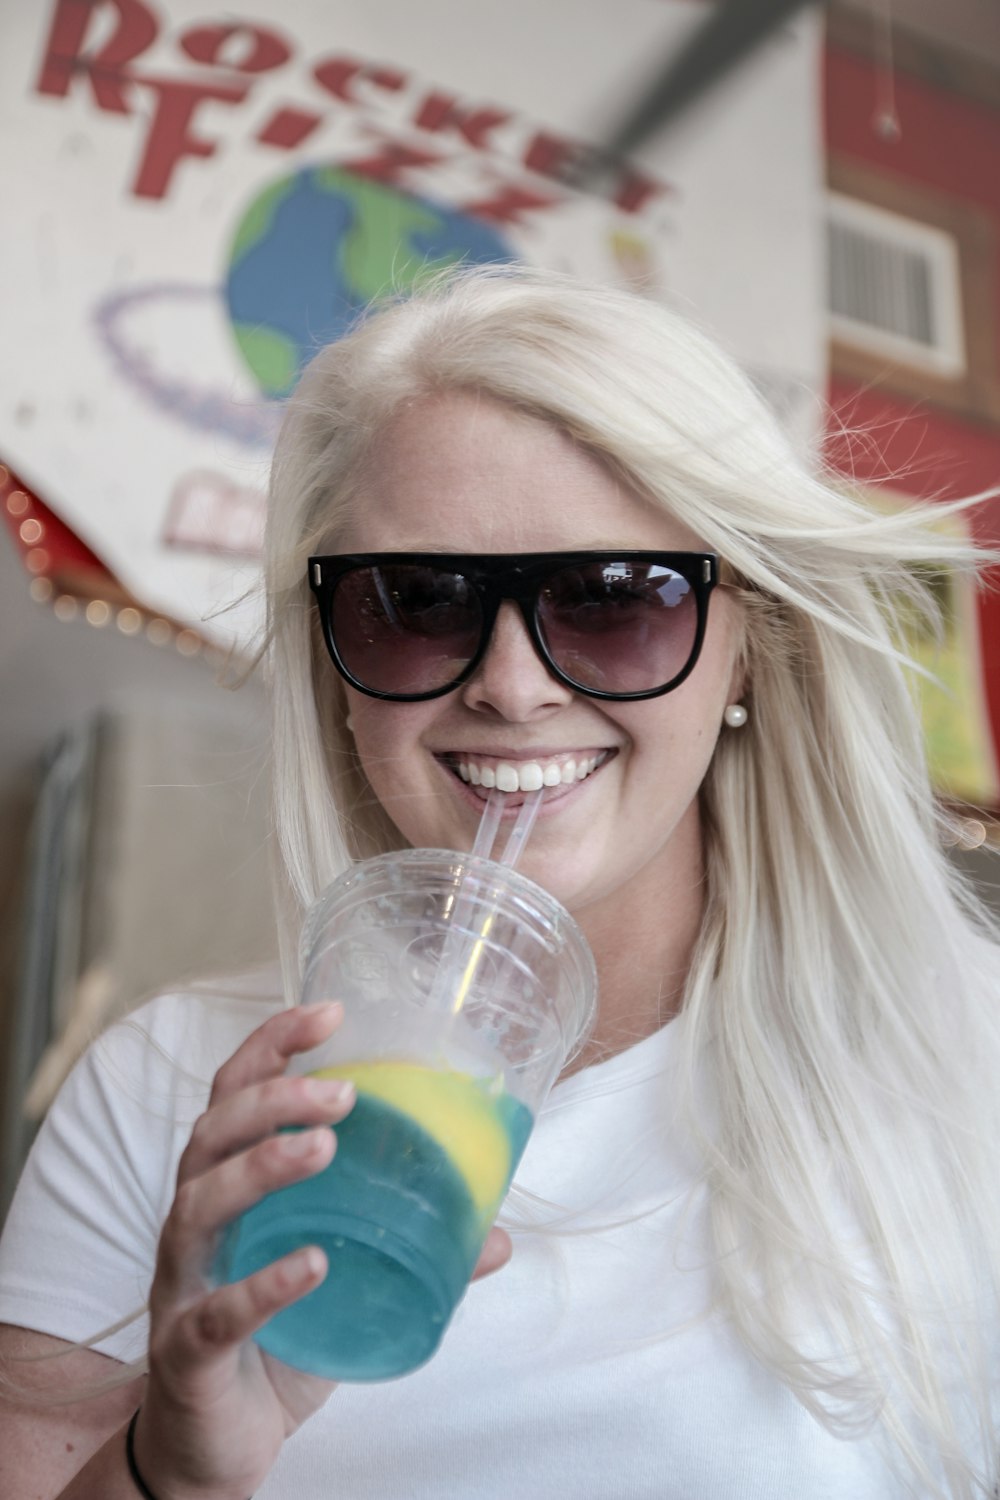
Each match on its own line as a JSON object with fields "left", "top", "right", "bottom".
{"left": 308, "top": 550, "right": 719, "bottom": 703}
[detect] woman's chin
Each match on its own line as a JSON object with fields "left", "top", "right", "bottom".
{"left": 511, "top": 853, "right": 597, "bottom": 914}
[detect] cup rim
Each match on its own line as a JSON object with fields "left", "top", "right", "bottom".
{"left": 299, "top": 848, "right": 598, "bottom": 1057}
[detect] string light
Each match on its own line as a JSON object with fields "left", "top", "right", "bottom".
{"left": 53, "top": 595, "right": 79, "bottom": 621}
{"left": 3, "top": 470, "right": 210, "bottom": 659}
{"left": 960, "top": 820, "right": 987, "bottom": 851}
{"left": 4, "top": 471, "right": 210, "bottom": 657}
{"left": 85, "top": 600, "right": 111, "bottom": 627}
{"left": 24, "top": 573, "right": 208, "bottom": 656}
{"left": 944, "top": 817, "right": 991, "bottom": 851}
{"left": 146, "top": 618, "right": 172, "bottom": 646}
{"left": 115, "top": 607, "right": 143, "bottom": 635}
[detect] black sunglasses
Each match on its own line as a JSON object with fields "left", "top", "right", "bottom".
{"left": 308, "top": 551, "right": 718, "bottom": 703}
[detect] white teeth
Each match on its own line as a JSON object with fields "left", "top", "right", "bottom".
{"left": 495, "top": 763, "right": 519, "bottom": 793}
{"left": 518, "top": 762, "right": 544, "bottom": 793}
{"left": 454, "top": 752, "right": 608, "bottom": 793}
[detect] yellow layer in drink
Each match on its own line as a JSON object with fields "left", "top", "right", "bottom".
{"left": 312, "top": 1059, "right": 520, "bottom": 1217}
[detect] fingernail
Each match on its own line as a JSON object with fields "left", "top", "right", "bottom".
{"left": 278, "top": 1245, "right": 326, "bottom": 1290}
{"left": 309, "top": 1078, "right": 354, "bottom": 1106}
{"left": 300, "top": 1001, "right": 342, "bottom": 1018}
{"left": 293, "top": 1246, "right": 326, "bottom": 1280}
{"left": 281, "top": 1127, "right": 327, "bottom": 1156}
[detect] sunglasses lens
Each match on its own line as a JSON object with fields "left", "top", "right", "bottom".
{"left": 330, "top": 564, "right": 483, "bottom": 695}
{"left": 537, "top": 560, "right": 698, "bottom": 695}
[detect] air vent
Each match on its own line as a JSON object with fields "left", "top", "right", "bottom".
{"left": 826, "top": 192, "right": 965, "bottom": 375}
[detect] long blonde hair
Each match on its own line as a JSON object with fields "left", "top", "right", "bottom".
{"left": 264, "top": 264, "right": 1000, "bottom": 1494}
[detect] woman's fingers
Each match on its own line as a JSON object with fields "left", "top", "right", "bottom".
{"left": 158, "top": 1223, "right": 509, "bottom": 1383}
{"left": 155, "top": 1127, "right": 337, "bottom": 1300}
{"left": 207, "top": 1001, "right": 345, "bottom": 1107}
{"left": 180, "top": 1073, "right": 355, "bottom": 1181}
{"left": 175, "top": 999, "right": 349, "bottom": 1182}
{"left": 471, "top": 1226, "right": 513, "bottom": 1281}
{"left": 166, "top": 1247, "right": 329, "bottom": 1371}
{"left": 157, "top": 1000, "right": 511, "bottom": 1378}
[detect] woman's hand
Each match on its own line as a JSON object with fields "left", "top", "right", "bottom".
{"left": 132, "top": 1001, "right": 511, "bottom": 1500}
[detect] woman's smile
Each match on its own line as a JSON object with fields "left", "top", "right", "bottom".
{"left": 436, "top": 747, "right": 617, "bottom": 808}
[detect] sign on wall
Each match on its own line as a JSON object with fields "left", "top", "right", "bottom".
{"left": 0, "top": 0, "right": 825, "bottom": 650}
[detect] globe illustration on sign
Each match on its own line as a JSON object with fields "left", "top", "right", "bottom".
{"left": 93, "top": 165, "right": 516, "bottom": 447}
{"left": 225, "top": 165, "right": 515, "bottom": 399}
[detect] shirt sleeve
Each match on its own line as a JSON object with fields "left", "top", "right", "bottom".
{"left": 0, "top": 992, "right": 237, "bottom": 1362}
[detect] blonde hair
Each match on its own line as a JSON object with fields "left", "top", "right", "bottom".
{"left": 264, "top": 264, "right": 1000, "bottom": 1494}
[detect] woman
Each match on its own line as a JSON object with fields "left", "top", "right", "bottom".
{"left": 1, "top": 265, "right": 998, "bottom": 1498}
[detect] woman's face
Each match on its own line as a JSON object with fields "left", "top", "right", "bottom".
{"left": 335, "top": 392, "right": 744, "bottom": 921}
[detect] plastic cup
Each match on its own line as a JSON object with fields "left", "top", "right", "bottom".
{"left": 213, "top": 848, "right": 597, "bottom": 1381}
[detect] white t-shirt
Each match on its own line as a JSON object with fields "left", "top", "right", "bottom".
{"left": 0, "top": 982, "right": 912, "bottom": 1498}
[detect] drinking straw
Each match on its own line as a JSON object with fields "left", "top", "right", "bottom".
{"left": 469, "top": 785, "right": 506, "bottom": 861}
{"left": 498, "top": 787, "right": 544, "bottom": 869}
{"left": 446, "top": 787, "right": 545, "bottom": 1015}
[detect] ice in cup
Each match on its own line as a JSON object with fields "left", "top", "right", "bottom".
{"left": 213, "top": 848, "right": 597, "bottom": 1381}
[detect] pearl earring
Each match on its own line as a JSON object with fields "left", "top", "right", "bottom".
{"left": 345, "top": 713, "right": 355, "bottom": 733}
{"left": 724, "top": 704, "right": 748, "bottom": 728}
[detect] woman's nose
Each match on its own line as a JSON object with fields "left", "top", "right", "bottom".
{"left": 459, "top": 602, "right": 575, "bottom": 719}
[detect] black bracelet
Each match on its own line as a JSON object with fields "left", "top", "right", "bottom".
{"left": 125, "top": 1410, "right": 158, "bottom": 1500}
{"left": 125, "top": 1408, "right": 252, "bottom": 1500}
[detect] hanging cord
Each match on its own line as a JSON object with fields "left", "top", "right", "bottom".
{"left": 871, "top": 0, "right": 902, "bottom": 142}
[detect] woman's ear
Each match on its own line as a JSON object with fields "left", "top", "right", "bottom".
{"left": 726, "top": 668, "right": 748, "bottom": 713}
{"left": 723, "top": 592, "right": 749, "bottom": 708}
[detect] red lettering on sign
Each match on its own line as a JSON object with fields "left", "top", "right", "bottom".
{"left": 413, "top": 91, "right": 510, "bottom": 152}
{"left": 313, "top": 56, "right": 407, "bottom": 107}
{"left": 523, "top": 130, "right": 586, "bottom": 183}
{"left": 180, "top": 23, "right": 292, "bottom": 74}
{"left": 460, "top": 183, "right": 562, "bottom": 225}
{"left": 257, "top": 106, "right": 324, "bottom": 150}
{"left": 131, "top": 74, "right": 250, "bottom": 198}
{"left": 612, "top": 168, "right": 666, "bottom": 215}
{"left": 36, "top": 0, "right": 158, "bottom": 114}
{"left": 368, "top": 66, "right": 406, "bottom": 94}
{"left": 31, "top": 2, "right": 667, "bottom": 220}
{"left": 313, "top": 56, "right": 363, "bottom": 103}
{"left": 344, "top": 138, "right": 446, "bottom": 185}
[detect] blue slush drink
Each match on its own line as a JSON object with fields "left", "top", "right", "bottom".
{"left": 214, "top": 846, "right": 597, "bottom": 1383}
{"left": 214, "top": 1060, "right": 533, "bottom": 1381}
